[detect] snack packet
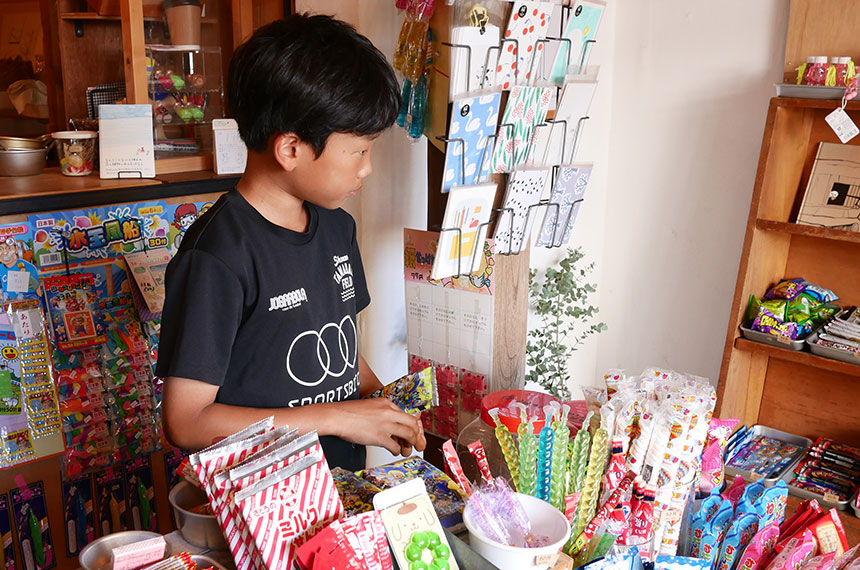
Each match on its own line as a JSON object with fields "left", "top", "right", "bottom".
{"left": 721, "top": 477, "right": 748, "bottom": 508}
{"left": 717, "top": 514, "right": 760, "bottom": 570}
{"left": 765, "top": 278, "right": 806, "bottom": 301}
{"left": 760, "top": 482, "right": 788, "bottom": 528}
{"left": 330, "top": 467, "right": 382, "bottom": 516}
{"left": 656, "top": 555, "right": 711, "bottom": 570}
{"left": 699, "top": 418, "right": 739, "bottom": 494}
{"left": 799, "top": 552, "right": 837, "bottom": 570}
{"left": 690, "top": 494, "right": 725, "bottom": 557}
{"left": 800, "top": 281, "right": 838, "bottom": 304}
{"left": 765, "top": 530, "right": 815, "bottom": 570}
{"left": 752, "top": 308, "right": 799, "bottom": 340}
{"left": 368, "top": 366, "right": 437, "bottom": 415}
{"left": 698, "top": 501, "right": 734, "bottom": 564}
{"left": 736, "top": 523, "right": 780, "bottom": 570}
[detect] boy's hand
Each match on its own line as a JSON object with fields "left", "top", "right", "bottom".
{"left": 334, "top": 398, "right": 426, "bottom": 457}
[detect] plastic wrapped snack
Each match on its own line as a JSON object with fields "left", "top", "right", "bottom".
{"left": 368, "top": 366, "right": 437, "bottom": 415}
{"left": 765, "top": 278, "right": 807, "bottom": 301}
{"left": 699, "top": 418, "right": 739, "bottom": 494}
{"left": 331, "top": 467, "right": 382, "bottom": 516}
{"left": 736, "top": 523, "right": 780, "bottom": 570}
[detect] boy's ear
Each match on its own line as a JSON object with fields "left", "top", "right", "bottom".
{"left": 272, "top": 132, "right": 303, "bottom": 171}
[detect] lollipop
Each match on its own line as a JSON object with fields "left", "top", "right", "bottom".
{"left": 570, "top": 426, "right": 608, "bottom": 541}
{"left": 536, "top": 406, "right": 555, "bottom": 501}
{"left": 550, "top": 404, "right": 571, "bottom": 510}
{"left": 489, "top": 407, "right": 519, "bottom": 488}
{"left": 517, "top": 407, "right": 538, "bottom": 497}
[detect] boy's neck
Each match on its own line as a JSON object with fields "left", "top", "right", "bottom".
{"left": 236, "top": 155, "right": 309, "bottom": 232}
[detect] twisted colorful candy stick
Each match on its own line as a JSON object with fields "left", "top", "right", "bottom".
{"left": 550, "top": 404, "right": 571, "bottom": 510}
{"left": 517, "top": 408, "right": 538, "bottom": 497}
{"left": 570, "top": 426, "right": 608, "bottom": 540}
{"left": 489, "top": 407, "right": 519, "bottom": 488}
{"left": 568, "top": 415, "right": 593, "bottom": 494}
{"left": 536, "top": 406, "right": 555, "bottom": 501}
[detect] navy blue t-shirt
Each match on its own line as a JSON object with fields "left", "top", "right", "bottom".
{"left": 156, "top": 189, "right": 370, "bottom": 470}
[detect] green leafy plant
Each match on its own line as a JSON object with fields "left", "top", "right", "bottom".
{"left": 526, "top": 247, "right": 607, "bottom": 400}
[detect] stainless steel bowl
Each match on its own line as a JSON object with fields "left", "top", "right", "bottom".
{"left": 169, "top": 481, "right": 228, "bottom": 550}
{"left": 0, "top": 147, "right": 49, "bottom": 176}
{"left": 78, "top": 530, "right": 162, "bottom": 570}
{"left": 0, "top": 134, "right": 52, "bottom": 150}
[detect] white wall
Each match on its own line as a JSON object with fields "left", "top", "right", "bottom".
{"left": 586, "top": 0, "right": 789, "bottom": 388}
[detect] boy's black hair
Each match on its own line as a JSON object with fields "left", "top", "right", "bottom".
{"left": 226, "top": 13, "right": 401, "bottom": 156}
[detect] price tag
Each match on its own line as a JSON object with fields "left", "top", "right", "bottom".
{"left": 12, "top": 309, "right": 42, "bottom": 340}
{"left": 825, "top": 107, "right": 860, "bottom": 143}
{"left": 823, "top": 491, "right": 840, "bottom": 504}
{"left": 776, "top": 335, "right": 792, "bottom": 345}
{"left": 750, "top": 471, "right": 764, "bottom": 481}
{"left": 535, "top": 554, "right": 560, "bottom": 566}
{"left": 5, "top": 270, "right": 29, "bottom": 294}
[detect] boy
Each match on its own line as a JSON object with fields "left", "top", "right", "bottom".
{"left": 156, "top": 14, "right": 425, "bottom": 471}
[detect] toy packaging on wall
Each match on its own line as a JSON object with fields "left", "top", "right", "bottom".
{"left": 0, "top": 492, "right": 17, "bottom": 570}
{"left": 93, "top": 466, "right": 128, "bottom": 536}
{"left": 124, "top": 456, "right": 156, "bottom": 532}
{"left": 10, "top": 481, "right": 55, "bottom": 570}
{"left": 61, "top": 473, "right": 95, "bottom": 557}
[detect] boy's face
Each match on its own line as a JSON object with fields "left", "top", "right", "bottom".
{"left": 290, "top": 132, "right": 377, "bottom": 209}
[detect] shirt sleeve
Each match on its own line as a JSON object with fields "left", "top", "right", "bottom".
{"left": 155, "top": 248, "right": 244, "bottom": 385}
{"left": 349, "top": 218, "right": 371, "bottom": 313}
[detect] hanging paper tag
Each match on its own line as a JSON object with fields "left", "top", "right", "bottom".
{"left": 825, "top": 107, "right": 859, "bottom": 143}
{"left": 6, "top": 270, "right": 30, "bottom": 294}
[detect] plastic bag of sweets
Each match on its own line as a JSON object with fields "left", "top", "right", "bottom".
{"left": 689, "top": 494, "right": 726, "bottom": 557}
{"left": 736, "top": 523, "right": 780, "bottom": 570}
{"left": 330, "top": 468, "right": 382, "bottom": 516}
{"left": 235, "top": 445, "right": 344, "bottom": 570}
{"left": 800, "top": 281, "right": 839, "bottom": 304}
{"left": 716, "top": 514, "right": 760, "bottom": 570}
{"left": 656, "top": 556, "right": 711, "bottom": 570}
{"left": 779, "top": 500, "right": 822, "bottom": 541}
{"left": 752, "top": 308, "right": 799, "bottom": 339}
{"left": 367, "top": 366, "right": 437, "bottom": 415}
{"left": 697, "top": 500, "right": 734, "bottom": 564}
{"left": 764, "top": 530, "right": 815, "bottom": 570}
{"left": 699, "top": 418, "right": 740, "bottom": 494}
{"left": 799, "top": 552, "right": 837, "bottom": 570}
{"left": 765, "top": 278, "right": 807, "bottom": 301}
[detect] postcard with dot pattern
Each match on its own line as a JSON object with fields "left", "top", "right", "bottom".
{"left": 494, "top": 168, "right": 550, "bottom": 253}
{"left": 495, "top": 1, "right": 554, "bottom": 90}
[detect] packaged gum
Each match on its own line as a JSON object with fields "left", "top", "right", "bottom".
{"left": 235, "top": 446, "right": 343, "bottom": 570}
{"left": 717, "top": 514, "right": 760, "bottom": 570}
{"left": 736, "top": 523, "right": 780, "bottom": 570}
{"left": 765, "top": 530, "right": 815, "bottom": 570}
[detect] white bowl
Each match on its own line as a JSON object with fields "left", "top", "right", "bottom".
{"left": 463, "top": 492, "right": 571, "bottom": 570}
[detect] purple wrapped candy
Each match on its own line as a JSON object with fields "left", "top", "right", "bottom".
{"left": 764, "top": 278, "right": 806, "bottom": 301}
{"left": 752, "top": 308, "right": 799, "bottom": 340}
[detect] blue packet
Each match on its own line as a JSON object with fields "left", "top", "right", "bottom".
{"left": 656, "top": 555, "right": 711, "bottom": 570}
{"left": 735, "top": 480, "right": 765, "bottom": 518}
{"left": 584, "top": 546, "right": 644, "bottom": 570}
{"left": 716, "top": 514, "right": 760, "bottom": 570}
{"left": 698, "top": 501, "right": 734, "bottom": 565}
{"left": 690, "top": 495, "right": 726, "bottom": 558}
{"left": 760, "top": 481, "right": 788, "bottom": 528}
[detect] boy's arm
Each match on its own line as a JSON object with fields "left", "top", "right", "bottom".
{"left": 358, "top": 354, "right": 383, "bottom": 396}
{"left": 162, "top": 376, "right": 425, "bottom": 455}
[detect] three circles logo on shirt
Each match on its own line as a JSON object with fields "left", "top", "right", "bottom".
{"left": 286, "top": 315, "right": 357, "bottom": 387}
{"left": 332, "top": 254, "right": 354, "bottom": 302}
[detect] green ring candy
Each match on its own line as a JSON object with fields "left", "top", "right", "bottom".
{"left": 406, "top": 531, "right": 446, "bottom": 569}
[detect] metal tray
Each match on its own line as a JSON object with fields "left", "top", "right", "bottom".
{"left": 740, "top": 323, "right": 808, "bottom": 351}
{"left": 780, "top": 467, "right": 857, "bottom": 511}
{"left": 806, "top": 331, "right": 860, "bottom": 365}
{"left": 775, "top": 83, "right": 846, "bottom": 100}
{"left": 724, "top": 425, "right": 812, "bottom": 486}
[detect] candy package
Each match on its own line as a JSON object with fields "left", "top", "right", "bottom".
{"left": 697, "top": 500, "right": 733, "bottom": 564}
{"left": 699, "top": 418, "right": 739, "bottom": 494}
{"left": 330, "top": 467, "right": 382, "bottom": 516}
{"left": 751, "top": 308, "right": 799, "bottom": 340}
{"left": 368, "top": 366, "right": 437, "bottom": 415}
{"left": 765, "top": 278, "right": 806, "bottom": 301}
{"left": 656, "top": 555, "right": 711, "bottom": 570}
{"left": 736, "top": 523, "right": 780, "bottom": 570}
{"left": 689, "top": 494, "right": 726, "bottom": 558}
{"left": 800, "top": 552, "right": 837, "bottom": 570}
{"left": 765, "top": 530, "right": 815, "bottom": 570}
{"left": 716, "top": 513, "right": 760, "bottom": 570}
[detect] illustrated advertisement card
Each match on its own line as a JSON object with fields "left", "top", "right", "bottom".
{"left": 0, "top": 223, "right": 40, "bottom": 302}
{"left": 124, "top": 456, "right": 156, "bottom": 532}
{"left": 494, "top": 168, "right": 551, "bottom": 253}
{"left": 797, "top": 142, "right": 860, "bottom": 231}
{"left": 550, "top": 0, "right": 606, "bottom": 83}
{"left": 443, "top": 93, "right": 501, "bottom": 193}
{"left": 98, "top": 104, "right": 155, "bottom": 179}
{"left": 496, "top": 1, "right": 554, "bottom": 90}
{"left": 93, "top": 467, "right": 128, "bottom": 536}
{"left": 10, "top": 482, "right": 55, "bottom": 570}
{"left": 123, "top": 249, "right": 170, "bottom": 320}
{"left": 373, "top": 478, "right": 460, "bottom": 570}
{"left": 431, "top": 183, "right": 497, "bottom": 280}
{"left": 43, "top": 274, "right": 107, "bottom": 352}
{"left": 531, "top": 77, "right": 598, "bottom": 166}
{"left": 449, "top": 25, "right": 501, "bottom": 98}
{"left": 61, "top": 474, "right": 95, "bottom": 557}
{"left": 490, "top": 86, "right": 553, "bottom": 173}
{"left": 536, "top": 164, "right": 592, "bottom": 247}
{"left": 0, "top": 493, "right": 17, "bottom": 570}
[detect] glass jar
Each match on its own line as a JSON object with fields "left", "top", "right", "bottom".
{"left": 454, "top": 390, "right": 586, "bottom": 487}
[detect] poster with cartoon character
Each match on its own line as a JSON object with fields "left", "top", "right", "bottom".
{"left": 164, "top": 200, "right": 214, "bottom": 253}
{"left": 0, "top": 224, "right": 41, "bottom": 302}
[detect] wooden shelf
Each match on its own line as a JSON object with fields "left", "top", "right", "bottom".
{"left": 756, "top": 219, "right": 860, "bottom": 245}
{"left": 734, "top": 337, "right": 860, "bottom": 377}
{"left": 0, "top": 168, "right": 160, "bottom": 202}
{"left": 772, "top": 96, "right": 860, "bottom": 112}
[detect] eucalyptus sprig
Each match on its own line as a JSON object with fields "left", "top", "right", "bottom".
{"left": 526, "top": 248, "right": 607, "bottom": 400}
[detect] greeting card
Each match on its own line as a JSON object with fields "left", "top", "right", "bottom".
{"left": 490, "top": 86, "right": 553, "bottom": 173}
{"left": 549, "top": 0, "right": 606, "bottom": 83}
{"left": 494, "top": 168, "right": 550, "bottom": 253}
{"left": 431, "top": 183, "right": 497, "bottom": 279}
{"left": 496, "top": 1, "right": 554, "bottom": 90}
{"left": 530, "top": 77, "right": 598, "bottom": 166}
{"left": 443, "top": 93, "right": 501, "bottom": 193}
{"left": 449, "top": 25, "right": 501, "bottom": 98}
{"left": 536, "top": 164, "right": 592, "bottom": 247}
